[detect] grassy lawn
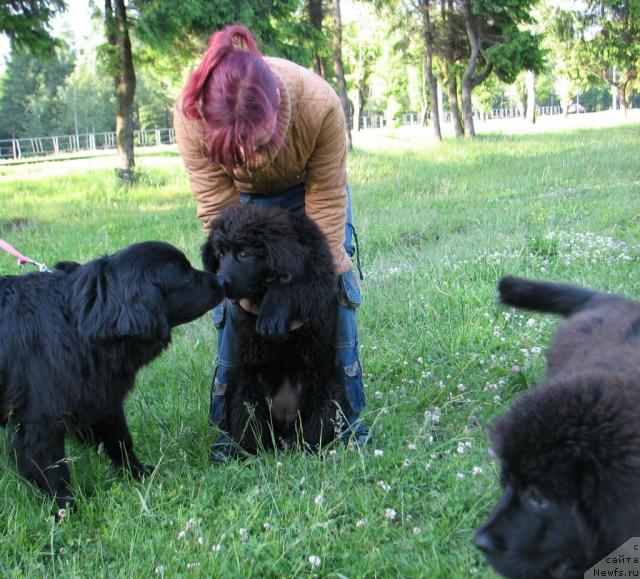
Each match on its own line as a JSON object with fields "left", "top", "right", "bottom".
{"left": 1, "top": 122, "right": 639, "bottom": 577}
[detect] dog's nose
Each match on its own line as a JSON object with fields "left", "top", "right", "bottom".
{"left": 217, "top": 273, "right": 230, "bottom": 286}
{"left": 474, "top": 529, "right": 500, "bottom": 553}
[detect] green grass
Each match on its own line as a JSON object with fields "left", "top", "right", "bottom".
{"left": 1, "top": 123, "right": 639, "bottom": 577}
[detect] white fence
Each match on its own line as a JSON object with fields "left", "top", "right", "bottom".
{"left": 1, "top": 106, "right": 563, "bottom": 161}
{"left": 0, "top": 128, "right": 176, "bottom": 161}
{"left": 395, "top": 106, "right": 562, "bottom": 127}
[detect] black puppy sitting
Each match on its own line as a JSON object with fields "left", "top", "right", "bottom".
{"left": 201, "top": 204, "right": 350, "bottom": 453}
{"left": 0, "top": 241, "right": 223, "bottom": 510}
{"left": 475, "top": 276, "right": 640, "bottom": 578}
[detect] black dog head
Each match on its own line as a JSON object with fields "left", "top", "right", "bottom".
{"left": 202, "top": 205, "right": 308, "bottom": 302}
{"left": 475, "top": 374, "right": 640, "bottom": 578}
{"left": 69, "top": 241, "right": 223, "bottom": 341}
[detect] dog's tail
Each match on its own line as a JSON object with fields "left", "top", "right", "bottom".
{"left": 498, "top": 276, "right": 600, "bottom": 317}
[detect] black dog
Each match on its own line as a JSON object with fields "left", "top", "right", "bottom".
{"left": 0, "top": 241, "right": 223, "bottom": 509}
{"left": 475, "top": 276, "right": 640, "bottom": 578}
{"left": 201, "top": 204, "right": 350, "bottom": 453}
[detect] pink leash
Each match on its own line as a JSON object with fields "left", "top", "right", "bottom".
{"left": 0, "top": 239, "right": 52, "bottom": 272}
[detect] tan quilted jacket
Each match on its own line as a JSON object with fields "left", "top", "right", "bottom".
{"left": 174, "top": 56, "right": 351, "bottom": 275}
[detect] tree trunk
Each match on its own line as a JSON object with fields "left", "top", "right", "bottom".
{"left": 353, "top": 88, "right": 362, "bottom": 132}
{"left": 461, "top": 0, "right": 492, "bottom": 138}
{"left": 617, "top": 83, "right": 628, "bottom": 116}
{"left": 461, "top": 0, "right": 478, "bottom": 138}
{"left": 331, "top": 0, "right": 352, "bottom": 150}
{"left": 307, "top": 0, "right": 326, "bottom": 79}
{"left": 419, "top": 0, "right": 442, "bottom": 142}
{"left": 106, "top": 0, "right": 136, "bottom": 183}
{"left": 447, "top": 70, "right": 464, "bottom": 137}
{"left": 525, "top": 70, "right": 536, "bottom": 124}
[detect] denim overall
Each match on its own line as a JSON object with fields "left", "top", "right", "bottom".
{"left": 209, "top": 184, "right": 368, "bottom": 451}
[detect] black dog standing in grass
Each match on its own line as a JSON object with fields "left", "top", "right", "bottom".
{"left": 201, "top": 205, "right": 351, "bottom": 453}
{"left": 475, "top": 276, "right": 640, "bottom": 579}
{"left": 0, "top": 242, "right": 223, "bottom": 510}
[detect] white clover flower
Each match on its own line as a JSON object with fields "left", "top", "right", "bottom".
{"left": 413, "top": 526, "right": 421, "bottom": 535}
{"left": 356, "top": 518, "right": 368, "bottom": 527}
{"left": 457, "top": 472, "right": 465, "bottom": 480}
{"left": 154, "top": 565, "right": 165, "bottom": 576}
{"left": 385, "top": 508, "right": 398, "bottom": 520}
{"left": 457, "top": 383, "right": 466, "bottom": 392}
{"left": 56, "top": 508, "right": 66, "bottom": 523}
{"left": 177, "top": 530, "right": 187, "bottom": 540}
{"left": 314, "top": 494, "right": 325, "bottom": 506}
{"left": 186, "top": 518, "right": 196, "bottom": 530}
{"left": 403, "top": 459, "right": 412, "bottom": 468}
{"left": 197, "top": 536, "right": 204, "bottom": 546}
{"left": 186, "top": 562, "right": 201, "bottom": 570}
{"left": 526, "top": 318, "right": 536, "bottom": 327}
{"left": 408, "top": 443, "right": 417, "bottom": 450}
{"left": 212, "top": 544, "right": 222, "bottom": 552}
{"left": 417, "top": 357, "right": 424, "bottom": 363}
{"left": 473, "top": 466, "right": 484, "bottom": 476}
{"left": 276, "top": 461, "right": 283, "bottom": 468}
{"left": 457, "top": 443, "right": 466, "bottom": 454}
{"left": 377, "top": 480, "right": 391, "bottom": 492}
{"left": 374, "top": 449, "right": 384, "bottom": 457}
{"left": 308, "top": 555, "right": 322, "bottom": 568}
{"left": 263, "top": 522, "right": 271, "bottom": 530}
{"left": 239, "top": 528, "right": 249, "bottom": 542}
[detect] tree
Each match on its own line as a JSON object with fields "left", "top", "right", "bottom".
{"left": 104, "top": 0, "right": 136, "bottom": 182}
{"left": 460, "top": 0, "right": 545, "bottom": 137}
{"left": 306, "top": 0, "right": 328, "bottom": 77}
{"left": 419, "top": 0, "right": 442, "bottom": 141}
{"left": 551, "top": 0, "right": 640, "bottom": 114}
{"left": 342, "top": 7, "right": 382, "bottom": 133}
{"left": 0, "top": 0, "right": 66, "bottom": 54}
{"left": 331, "top": 0, "right": 352, "bottom": 149}
{"left": 525, "top": 69, "right": 536, "bottom": 122}
{"left": 433, "top": 0, "right": 467, "bottom": 137}
{"left": 0, "top": 43, "right": 75, "bottom": 138}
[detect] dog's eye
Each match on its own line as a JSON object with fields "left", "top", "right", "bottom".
{"left": 237, "top": 250, "right": 251, "bottom": 260}
{"left": 525, "top": 486, "right": 549, "bottom": 509}
{"left": 183, "top": 272, "right": 194, "bottom": 285}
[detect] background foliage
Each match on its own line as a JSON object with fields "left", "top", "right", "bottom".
{"left": 0, "top": 0, "right": 638, "bottom": 140}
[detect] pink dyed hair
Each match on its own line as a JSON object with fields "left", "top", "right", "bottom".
{"left": 180, "top": 25, "right": 282, "bottom": 168}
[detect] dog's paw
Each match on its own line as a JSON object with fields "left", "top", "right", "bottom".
{"left": 256, "top": 311, "right": 289, "bottom": 339}
{"left": 256, "top": 290, "right": 292, "bottom": 339}
{"left": 54, "top": 496, "right": 77, "bottom": 519}
{"left": 132, "top": 463, "right": 155, "bottom": 481}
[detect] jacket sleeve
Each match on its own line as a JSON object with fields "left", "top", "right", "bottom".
{"left": 304, "top": 92, "right": 351, "bottom": 275}
{"left": 173, "top": 107, "right": 239, "bottom": 235}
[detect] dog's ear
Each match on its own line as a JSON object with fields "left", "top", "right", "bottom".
{"left": 200, "top": 238, "right": 219, "bottom": 273}
{"left": 71, "top": 258, "right": 170, "bottom": 341}
{"left": 54, "top": 260, "right": 81, "bottom": 274}
{"left": 263, "top": 236, "right": 307, "bottom": 281}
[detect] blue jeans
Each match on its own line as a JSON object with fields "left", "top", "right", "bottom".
{"left": 209, "top": 184, "right": 367, "bottom": 435}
